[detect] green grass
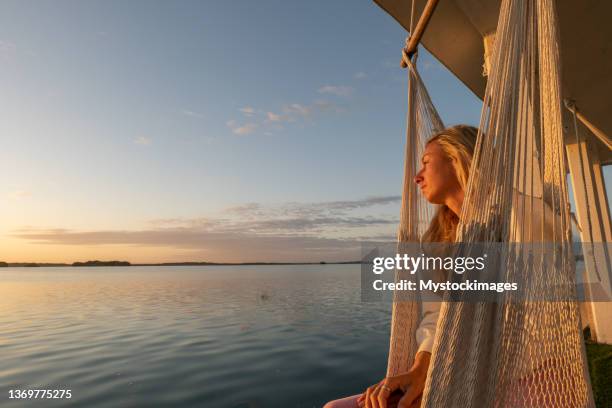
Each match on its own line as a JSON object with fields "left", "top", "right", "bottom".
{"left": 585, "top": 328, "right": 612, "bottom": 408}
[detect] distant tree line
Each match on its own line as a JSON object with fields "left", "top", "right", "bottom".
{"left": 72, "top": 260, "right": 131, "bottom": 267}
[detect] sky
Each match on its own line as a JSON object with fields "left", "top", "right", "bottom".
{"left": 0, "top": 0, "right": 608, "bottom": 263}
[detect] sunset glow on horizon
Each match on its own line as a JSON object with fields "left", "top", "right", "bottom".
{"left": 1, "top": 0, "right": 609, "bottom": 264}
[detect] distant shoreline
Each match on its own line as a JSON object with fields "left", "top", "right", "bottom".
{"left": 0, "top": 260, "right": 362, "bottom": 267}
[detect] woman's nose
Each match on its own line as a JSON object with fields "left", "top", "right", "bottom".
{"left": 414, "top": 172, "right": 424, "bottom": 185}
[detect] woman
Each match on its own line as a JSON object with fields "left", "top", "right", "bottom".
{"left": 323, "top": 124, "right": 478, "bottom": 408}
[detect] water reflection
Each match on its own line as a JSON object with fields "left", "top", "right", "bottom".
{"left": 0, "top": 265, "right": 390, "bottom": 407}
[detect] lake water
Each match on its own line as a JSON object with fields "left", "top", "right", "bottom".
{"left": 0, "top": 265, "right": 392, "bottom": 407}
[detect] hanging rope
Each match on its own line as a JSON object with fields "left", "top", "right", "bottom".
{"left": 385, "top": 0, "right": 595, "bottom": 406}
{"left": 385, "top": 0, "right": 444, "bottom": 374}
{"left": 565, "top": 99, "right": 606, "bottom": 285}
{"left": 422, "top": 0, "right": 594, "bottom": 405}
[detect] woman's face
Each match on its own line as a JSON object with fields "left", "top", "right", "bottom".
{"left": 414, "top": 141, "right": 461, "bottom": 204}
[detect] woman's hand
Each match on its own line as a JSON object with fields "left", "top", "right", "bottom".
{"left": 357, "top": 351, "right": 431, "bottom": 408}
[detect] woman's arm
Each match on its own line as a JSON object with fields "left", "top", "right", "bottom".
{"left": 415, "top": 299, "right": 441, "bottom": 354}
{"left": 359, "top": 294, "right": 441, "bottom": 408}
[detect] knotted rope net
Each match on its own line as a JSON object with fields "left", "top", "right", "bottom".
{"left": 386, "top": 0, "right": 595, "bottom": 406}
{"left": 385, "top": 53, "right": 444, "bottom": 377}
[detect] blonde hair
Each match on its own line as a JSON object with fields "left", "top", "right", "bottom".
{"left": 422, "top": 125, "right": 478, "bottom": 243}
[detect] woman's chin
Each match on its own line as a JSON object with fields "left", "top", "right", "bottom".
{"left": 422, "top": 193, "right": 443, "bottom": 205}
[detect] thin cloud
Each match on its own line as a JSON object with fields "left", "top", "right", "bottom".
{"left": 181, "top": 109, "right": 204, "bottom": 118}
{"left": 353, "top": 72, "right": 367, "bottom": 80}
{"left": 0, "top": 40, "right": 17, "bottom": 60}
{"left": 313, "top": 100, "right": 346, "bottom": 114}
{"left": 228, "top": 98, "right": 346, "bottom": 137}
{"left": 234, "top": 123, "right": 257, "bottom": 135}
{"left": 12, "top": 196, "right": 400, "bottom": 261}
{"left": 224, "top": 202, "right": 263, "bottom": 216}
{"left": 0, "top": 40, "right": 37, "bottom": 59}
{"left": 245, "top": 216, "right": 396, "bottom": 232}
{"left": 134, "top": 136, "right": 152, "bottom": 145}
{"left": 226, "top": 120, "right": 257, "bottom": 135}
{"left": 382, "top": 59, "right": 397, "bottom": 69}
{"left": 280, "top": 100, "right": 345, "bottom": 118}
{"left": 8, "top": 190, "right": 31, "bottom": 200}
{"left": 223, "top": 195, "right": 401, "bottom": 219}
{"left": 0, "top": 40, "right": 16, "bottom": 53}
{"left": 148, "top": 217, "right": 215, "bottom": 229}
{"left": 283, "top": 103, "right": 311, "bottom": 117}
{"left": 240, "top": 106, "right": 256, "bottom": 117}
{"left": 12, "top": 227, "right": 372, "bottom": 262}
{"left": 266, "top": 112, "right": 282, "bottom": 122}
{"left": 11, "top": 224, "right": 390, "bottom": 262}
{"left": 317, "top": 85, "right": 353, "bottom": 97}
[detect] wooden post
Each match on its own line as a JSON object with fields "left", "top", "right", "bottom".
{"left": 401, "top": 0, "right": 440, "bottom": 67}
{"left": 566, "top": 136, "right": 612, "bottom": 344}
{"left": 565, "top": 100, "right": 612, "bottom": 152}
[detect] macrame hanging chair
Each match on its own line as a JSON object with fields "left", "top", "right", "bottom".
{"left": 386, "top": 0, "right": 596, "bottom": 406}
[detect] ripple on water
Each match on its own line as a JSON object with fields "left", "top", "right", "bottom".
{"left": 1, "top": 265, "right": 389, "bottom": 407}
